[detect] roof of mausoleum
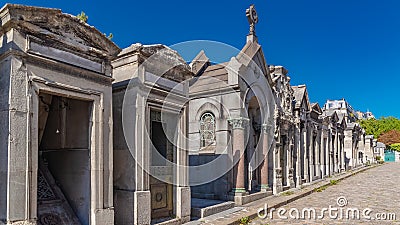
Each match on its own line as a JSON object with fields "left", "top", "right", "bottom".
{"left": 0, "top": 4, "right": 121, "bottom": 59}
{"left": 292, "top": 85, "right": 312, "bottom": 111}
{"left": 116, "top": 43, "right": 193, "bottom": 82}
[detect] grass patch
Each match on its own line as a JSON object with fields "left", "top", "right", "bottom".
{"left": 330, "top": 179, "right": 339, "bottom": 185}
{"left": 238, "top": 216, "right": 251, "bottom": 225}
{"left": 314, "top": 179, "right": 340, "bottom": 192}
{"left": 281, "top": 190, "right": 295, "bottom": 196}
{"left": 314, "top": 186, "right": 327, "bottom": 192}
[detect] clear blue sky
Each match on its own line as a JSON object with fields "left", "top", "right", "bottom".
{"left": 4, "top": 0, "right": 400, "bottom": 118}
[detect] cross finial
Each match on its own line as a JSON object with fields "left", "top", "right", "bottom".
{"left": 246, "top": 4, "right": 259, "bottom": 35}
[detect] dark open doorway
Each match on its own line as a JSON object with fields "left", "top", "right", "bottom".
{"left": 37, "top": 94, "right": 92, "bottom": 225}
{"left": 150, "top": 110, "right": 174, "bottom": 221}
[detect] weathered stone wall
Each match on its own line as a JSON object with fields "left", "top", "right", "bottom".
{"left": 112, "top": 88, "right": 136, "bottom": 225}
{"left": 0, "top": 54, "right": 11, "bottom": 223}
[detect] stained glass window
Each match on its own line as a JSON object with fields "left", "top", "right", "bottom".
{"left": 200, "top": 112, "right": 216, "bottom": 147}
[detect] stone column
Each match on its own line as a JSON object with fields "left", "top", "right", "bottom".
{"left": 330, "top": 134, "right": 334, "bottom": 175}
{"left": 340, "top": 135, "right": 345, "bottom": 171}
{"left": 229, "top": 117, "right": 249, "bottom": 196}
{"left": 309, "top": 131, "right": 315, "bottom": 183}
{"left": 326, "top": 133, "right": 331, "bottom": 177}
{"left": 334, "top": 131, "right": 339, "bottom": 173}
{"left": 260, "top": 124, "right": 271, "bottom": 191}
{"left": 176, "top": 105, "right": 190, "bottom": 223}
{"left": 301, "top": 126, "right": 308, "bottom": 183}
{"left": 273, "top": 130, "right": 282, "bottom": 194}
{"left": 288, "top": 134, "right": 295, "bottom": 188}
{"left": 320, "top": 132, "right": 326, "bottom": 178}
{"left": 315, "top": 129, "right": 321, "bottom": 178}
{"left": 134, "top": 94, "right": 151, "bottom": 225}
{"left": 344, "top": 129, "right": 353, "bottom": 170}
{"left": 294, "top": 121, "right": 301, "bottom": 187}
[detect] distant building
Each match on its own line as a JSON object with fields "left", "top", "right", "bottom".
{"left": 356, "top": 110, "right": 375, "bottom": 120}
{"left": 364, "top": 111, "right": 375, "bottom": 119}
{"left": 323, "top": 99, "right": 358, "bottom": 123}
{"left": 374, "top": 141, "right": 386, "bottom": 160}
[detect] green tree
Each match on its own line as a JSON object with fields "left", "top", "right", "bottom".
{"left": 389, "top": 143, "right": 400, "bottom": 152}
{"left": 359, "top": 117, "right": 400, "bottom": 138}
{"left": 77, "top": 11, "right": 88, "bottom": 23}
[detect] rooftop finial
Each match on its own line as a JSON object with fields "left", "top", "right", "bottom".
{"left": 246, "top": 4, "right": 258, "bottom": 36}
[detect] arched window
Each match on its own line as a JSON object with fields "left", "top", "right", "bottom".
{"left": 200, "top": 112, "right": 216, "bottom": 147}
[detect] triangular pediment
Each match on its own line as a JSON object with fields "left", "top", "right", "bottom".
{"left": 236, "top": 41, "right": 272, "bottom": 85}
{"left": 293, "top": 85, "right": 311, "bottom": 111}
{"left": 311, "top": 103, "right": 323, "bottom": 114}
{"left": 1, "top": 4, "right": 120, "bottom": 59}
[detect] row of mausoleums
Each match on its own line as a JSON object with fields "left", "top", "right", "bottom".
{"left": 0, "top": 4, "right": 378, "bottom": 225}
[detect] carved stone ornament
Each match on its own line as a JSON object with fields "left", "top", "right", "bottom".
{"left": 246, "top": 4, "right": 259, "bottom": 35}
{"left": 262, "top": 123, "right": 273, "bottom": 134}
{"left": 228, "top": 117, "right": 250, "bottom": 129}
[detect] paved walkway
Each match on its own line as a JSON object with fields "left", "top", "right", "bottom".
{"left": 252, "top": 162, "right": 400, "bottom": 225}
{"left": 185, "top": 163, "right": 400, "bottom": 225}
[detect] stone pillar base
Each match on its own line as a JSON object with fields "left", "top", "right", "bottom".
{"left": 6, "top": 220, "right": 35, "bottom": 225}
{"left": 93, "top": 208, "right": 114, "bottom": 225}
{"left": 289, "top": 177, "right": 295, "bottom": 188}
{"left": 273, "top": 178, "right": 283, "bottom": 194}
{"left": 295, "top": 176, "right": 301, "bottom": 187}
{"left": 176, "top": 187, "right": 191, "bottom": 224}
{"left": 134, "top": 191, "right": 151, "bottom": 225}
{"left": 260, "top": 184, "right": 271, "bottom": 192}
{"left": 230, "top": 188, "right": 248, "bottom": 196}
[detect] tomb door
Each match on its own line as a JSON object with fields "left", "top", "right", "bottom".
{"left": 150, "top": 111, "right": 174, "bottom": 219}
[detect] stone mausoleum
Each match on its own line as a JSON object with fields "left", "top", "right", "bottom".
{"left": 0, "top": 3, "right": 376, "bottom": 225}
{"left": 0, "top": 4, "right": 119, "bottom": 225}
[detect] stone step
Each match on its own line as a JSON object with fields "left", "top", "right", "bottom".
{"left": 191, "top": 198, "right": 235, "bottom": 218}
{"left": 37, "top": 162, "right": 81, "bottom": 225}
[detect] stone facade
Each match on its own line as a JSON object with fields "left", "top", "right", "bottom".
{"left": 0, "top": 4, "right": 119, "bottom": 225}
{"left": 188, "top": 33, "right": 275, "bottom": 204}
{"left": 0, "top": 3, "right": 378, "bottom": 225}
{"left": 112, "top": 44, "right": 191, "bottom": 225}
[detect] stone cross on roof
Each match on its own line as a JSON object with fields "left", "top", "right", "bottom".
{"left": 246, "top": 4, "right": 259, "bottom": 35}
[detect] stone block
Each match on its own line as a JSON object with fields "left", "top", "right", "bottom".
{"left": 232, "top": 191, "right": 269, "bottom": 205}
{"left": 191, "top": 201, "right": 235, "bottom": 218}
{"left": 114, "top": 190, "right": 134, "bottom": 225}
{"left": 134, "top": 191, "right": 151, "bottom": 225}
{"left": 94, "top": 208, "right": 114, "bottom": 225}
{"left": 176, "top": 187, "right": 190, "bottom": 223}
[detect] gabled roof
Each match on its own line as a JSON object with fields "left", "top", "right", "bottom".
{"left": 365, "top": 135, "right": 374, "bottom": 139}
{"left": 236, "top": 41, "right": 273, "bottom": 85}
{"left": 0, "top": 4, "right": 120, "bottom": 59}
{"left": 376, "top": 142, "right": 386, "bottom": 148}
{"left": 292, "top": 85, "right": 311, "bottom": 110}
{"left": 190, "top": 50, "right": 210, "bottom": 76}
{"left": 320, "top": 110, "right": 339, "bottom": 124}
{"left": 311, "top": 103, "right": 323, "bottom": 115}
{"left": 117, "top": 43, "right": 193, "bottom": 82}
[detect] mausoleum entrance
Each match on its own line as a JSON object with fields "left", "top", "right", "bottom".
{"left": 150, "top": 110, "right": 175, "bottom": 220}
{"left": 37, "top": 93, "right": 92, "bottom": 225}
